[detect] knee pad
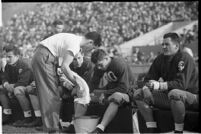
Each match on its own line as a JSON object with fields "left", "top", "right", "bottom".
{"left": 14, "top": 86, "right": 26, "bottom": 96}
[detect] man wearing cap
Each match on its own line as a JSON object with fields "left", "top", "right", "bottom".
{"left": 31, "top": 31, "right": 102, "bottom": 132}
{"left": 133, "top": 32, "right": 199, "bottom": 133}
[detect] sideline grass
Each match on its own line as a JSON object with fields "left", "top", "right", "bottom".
{"left": 3, "top": 125, "right": 44, "bottom": 134}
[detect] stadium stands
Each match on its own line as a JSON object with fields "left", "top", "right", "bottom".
{"left": 0, "top": 2, "right": 198, "bottom": 55}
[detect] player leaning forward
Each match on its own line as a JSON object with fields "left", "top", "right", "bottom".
{"left": 31, "top": 32, "right": 102, "bottom": 132}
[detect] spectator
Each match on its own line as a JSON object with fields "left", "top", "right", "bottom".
{"left": 90, "top": 49, "right": 135, "bottom": 133}
{"left": 1, "top": 2, "right": 198, "bottom": 50}
{"left": 132, "top": 47, "right": 144, "bottom": 64}
{"left": 43, "top": 19, "right": 66, "bottom": 40}
{"left": 133, "top": 32, "right": 198, "bottom": 133}
{"left": 147, "top": 51, "right": 156, "bottom": 63}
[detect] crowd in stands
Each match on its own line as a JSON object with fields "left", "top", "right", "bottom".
{"left": 0, "top": 2, "right": 198, "bottom": 63}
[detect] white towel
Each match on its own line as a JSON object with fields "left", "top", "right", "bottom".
{"left": 72, "top": 72, "right": 91, "bottom": 105}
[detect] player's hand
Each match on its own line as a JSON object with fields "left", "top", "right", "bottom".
{"left": 3, "top": 82, "right": 10, "bottom": 89}
{"left": 30, "top": 81, "right": 36, "bottom": 87}
{"left": 5, "top": 83, "right": 14, "bottom": 92}
{"left": 59, "top": 76, "right": 67, "bottom": 83}
{"left": 146, "top": 80, "right": 160, "bottom": 90}
{"left": 99, "top": 93, "right": 105, "bottom": 104}
{"left": 26, "top": 85, "right": 35, "bottom": 94}
{"left": 63, "top": 81, "right": 74, "bottom": 90}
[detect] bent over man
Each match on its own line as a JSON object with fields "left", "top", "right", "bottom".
{"left": 31, "top": 31, "right": 102, "bottom": 132}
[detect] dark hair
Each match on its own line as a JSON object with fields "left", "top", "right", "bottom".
{"left": 53, "top": 20, "right": 64, "bottom": 26}
{"left": 163, "top": 32, "right": 180, "bottom": 44}
{"left": 91, "top": 49, "right": 108, "bottom": 64}
{"left": 3, "top": 45, "right": 21, "bottom": 55}
{"left": 85, "top": 31, "right": 102, "bottom": 47}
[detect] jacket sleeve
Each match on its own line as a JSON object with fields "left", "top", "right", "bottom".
{"left": 167, "top": 54, "right": 196, "bottom": 91}
{"left": 144, "top": 56, "right": 160, "bottom": 83}
{"left": 81, "top": 62, "right": 94, "bottom": 92}
{"left": 81, "top": 61, "right": 94, "bottom": 83}
{"left": 1, "top": 65, "right": 10, "bottom": 85}
{"left": 90, "top": 67, "right": 105, "bottom": 92}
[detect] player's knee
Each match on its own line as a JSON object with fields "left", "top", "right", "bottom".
{"left": 109, "top": 92, "right": 129, "bottom": 105}
{"left": 110, "top": 92, "right": 122, "bottom": 101}
{"left": 168, "top": 89, "right": 183, "bottom": 101}
{"left": 133, "top": 89, "right": 143, "bottom": 100}
{"left": 14, "top": 86, "right": 26, "bottom": 96}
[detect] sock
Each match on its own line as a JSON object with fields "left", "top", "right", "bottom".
{"left": 3, "top": 109, "right": 12, "bottom": 115}
{"left": 24, "top": 110, "right": 32, "bottom": 117}
{"left": 34, "top": 110, "right": 41, "bottom": 117}
{"left": 60, "top": 120, "right": 71, "bottom": 128}
{"left": 97, "top": 124, "right": 105, "bottom": 131}
{"left": 175, "top": 123, "right": 184, "bottom": 132}
{"left": 146, "top": 122, "right": 157, "bottom": 128}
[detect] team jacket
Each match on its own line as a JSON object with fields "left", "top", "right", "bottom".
{"left": 70, "top": 57, "right": 94, "bottom": 91}
{"left": 144, "top": 49, "right": 198, "bottom": 94}
{"left": 91, "top": 57, "right": 135, "bottom": 96}
{"left": 2, "top": 58, "right": 33, "bottom": 88}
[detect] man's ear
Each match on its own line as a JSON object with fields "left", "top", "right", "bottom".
{"left": 89, "top": 40, "right": 94, "bottom": 45}
{"left": 175, "top": 43, "right": 180, "bottom": 49}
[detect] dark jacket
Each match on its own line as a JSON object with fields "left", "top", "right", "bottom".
{"left": 70, "top": 57, "right": 94, "bottom": 92}
{"left": 144, "top": 49, "right": 198, "bottom": 94}
{"left": 91, "top": 57, "right": 135, "bottom": 96}
{"left": 2, "top": 58, "right": 33, "bottom": 88}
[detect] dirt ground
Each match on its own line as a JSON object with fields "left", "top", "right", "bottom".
{"left": 3, "top": 125, "right": 45, "bottom": 134}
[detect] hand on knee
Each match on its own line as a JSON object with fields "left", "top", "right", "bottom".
{"left": 14, "top": 86, "right": 26, "bottom": 96}
{"left": 168, "top": 89, "right": 186, "bottom": 103}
